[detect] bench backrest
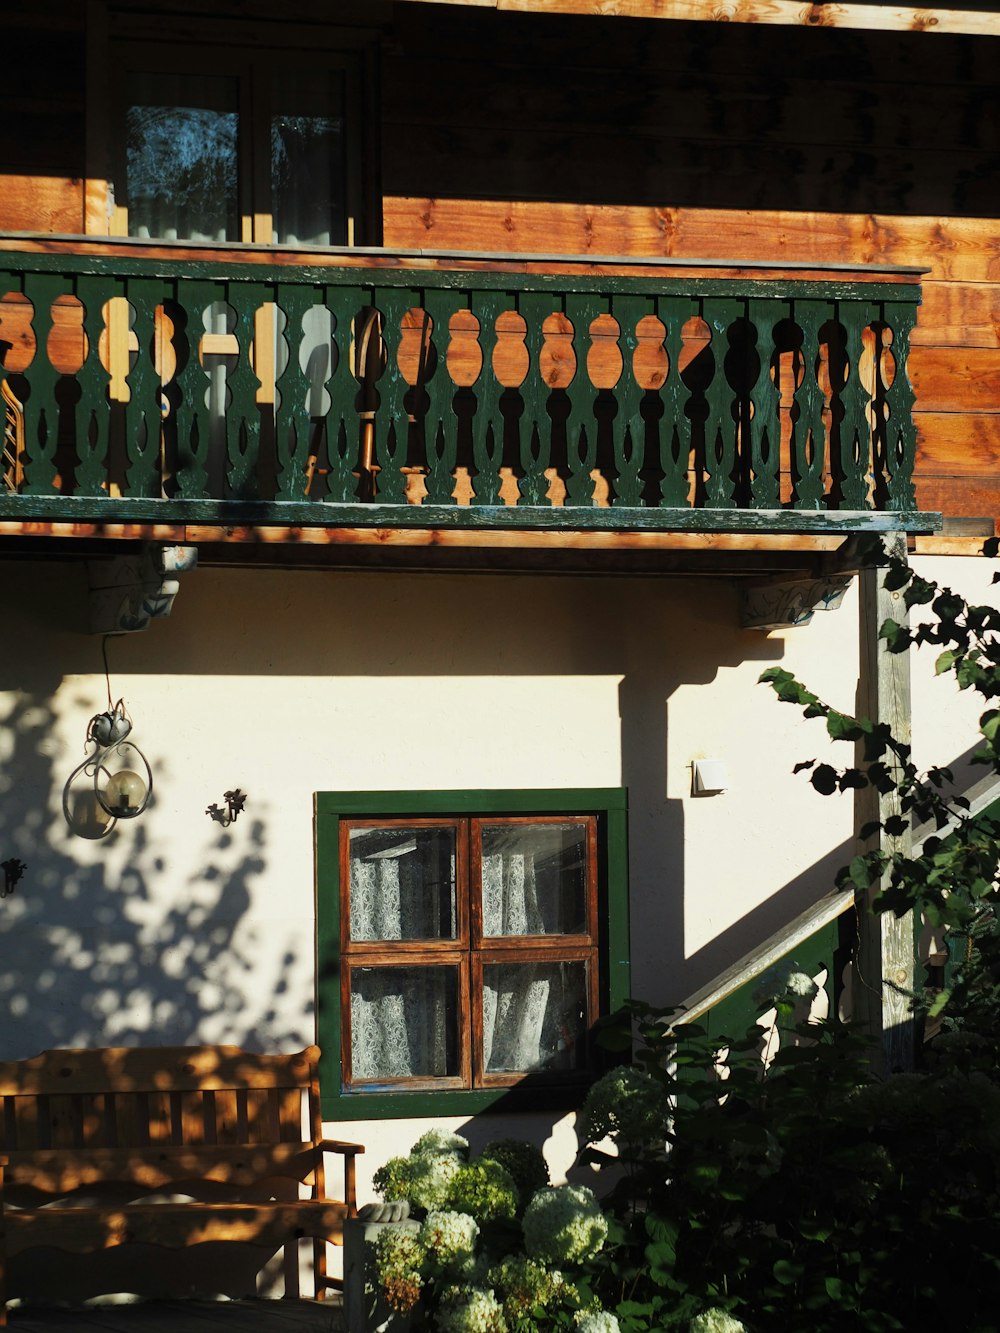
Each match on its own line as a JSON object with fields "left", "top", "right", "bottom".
{"left": 0, "top": 1046, "right": 323, "bottom": 1172}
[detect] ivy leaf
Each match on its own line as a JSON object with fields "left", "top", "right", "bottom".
{"left": 879, "top": 619, "right": 911, "bottom": 653}
{"left": 773, "top": 1258, "right": 805, "bottom": 1286}
{"left": 827, "top": 711, "right": 862, "bottom": 742}
{"left": 935, "top": 649, "right": 960, "bottom": 676}
{"left": 883, "top": 561, "right": 912, "bottom": 591}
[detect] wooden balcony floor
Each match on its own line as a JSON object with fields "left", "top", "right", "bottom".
{"left": 6, "top": 1300, "right": 345, "bottom": 1332}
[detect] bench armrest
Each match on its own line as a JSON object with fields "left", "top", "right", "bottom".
{"left": 317, "top": 1139, "right": 364, "bottom": 1216}
{"left": 317, "top": 1139, "right": 365, "bottom": 1156}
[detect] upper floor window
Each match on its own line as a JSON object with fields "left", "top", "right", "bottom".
{"left": 112, "top": 37, "right": 371, "bottom": 245}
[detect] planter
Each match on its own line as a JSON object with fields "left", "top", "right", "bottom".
{"left": 343, "top": 1213, "right": 421, "bottom": 1333}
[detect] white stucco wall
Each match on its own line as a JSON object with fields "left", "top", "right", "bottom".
{"left": 1, "top": 551, "right": 995, "bottom": 1203}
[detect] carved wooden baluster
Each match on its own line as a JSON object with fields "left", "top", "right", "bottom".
{"left": 880, "top": 300, "right": 918, "bottom": 512}
{"left": 837, "top": 299, "right": 879, "bottom": 510}
{"left": 173, "top": 280, "right": 220, "bottom": 499}
{"left": 469, "top": 290, "right": 505, "bottom": 506}
{"left": 657, "top": 295, "right": 698, "bottom": 508}
{"left": 75, "top": 274, "right": 115, "bottom": 495}
{"left": 610, "top": 293, "right": 652, "bottom": 507}
{"left": 274, "top": 282, "right": 316, "bottom": 501}
{"left": 225, "top": 282, "right": 267, "bottom": 500}
{"left": 747, "top": 298, "right": 784, "bottom": 509}
{"left": 324, "top": 285, "right": 365, "bottom": 503}
{"left": 516, "top": 291, "right": 554, "bottom": 505}
{"left": 422, "top": 289, "right": 462, "bottom": 505}
{"left": 563, "top": 293, "right": 603, "bottom": 507}
{"left": 20, "top": 272, "right": 62, "bottom": 495}
{"left": 790, "top": 299, "right": 830, "bottom": 510}
{"left": 371, "top": 288, "right": 416, "bottom": 505}
{"left": 702, "top": 298, "right": 742, "bottom": 509}
{"left": 123, "top": 277, "right": 163, "bottom": 497}
{"left": 0, "top": 272, "right": 15, "bottom": 488}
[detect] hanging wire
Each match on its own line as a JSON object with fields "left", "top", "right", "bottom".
{"left": 101, "top": 633, "right": 127, "bottom": 710}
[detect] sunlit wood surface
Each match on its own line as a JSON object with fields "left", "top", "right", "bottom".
{"left": 7, "top": 1300, "right": 344, "bottom": 1332}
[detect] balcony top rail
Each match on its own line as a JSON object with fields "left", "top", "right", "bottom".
{"left": 0, "top": 237, "right": 937, "bottom": 536}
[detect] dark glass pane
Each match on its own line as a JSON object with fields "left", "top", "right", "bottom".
{"left": 126, "top": 72, "right": 239, "bottom": 241}
{"left": 483, "top": 960, "right": 588, "bottom": 1074}
{"left": 350, "top": 965, "right": 459, "bottom": 1081}
{"left": 270, "top": 69, "right": 347, "bottom": 246}
{"left": 481, "top": 822, "right": 587, "bottom": 936}
{"left": 349, "top": 825, "right": 457, "bottom": 941}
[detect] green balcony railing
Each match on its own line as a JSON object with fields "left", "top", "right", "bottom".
{"left": 0, "top": 242, "right": 931, "bottom": 534}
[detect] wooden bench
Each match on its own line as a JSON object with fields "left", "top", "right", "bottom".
{"left": 0, "top": 1044, "right": 363, "bottom": 1322}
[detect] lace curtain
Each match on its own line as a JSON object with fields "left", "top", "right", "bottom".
{"left": 349, "top": 838, "right": 583, "bottom": 1080}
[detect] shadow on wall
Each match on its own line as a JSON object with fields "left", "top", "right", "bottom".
{"left": 0, "top": 678, "right": 306, "bottom": 1061}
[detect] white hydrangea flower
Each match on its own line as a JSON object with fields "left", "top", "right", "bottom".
{"left": 785, "top": 970, "right": 818, "bottom": 998}
{"left": 407, "top": 1151, "right": 463, "bottom": 1212}
{"left": 420, "top": 1209, "right": 480, "bottom": 1274}
{"left": 577, "top": 1065, "right": 665, "bottom": 1147}
{"left": 575, "top": 1311, "right": 622, "bottom": 1333}
{"left": 411, "top": 1128, "right": 471, "bottom": 1160}
{"left": 523, "top": 1184, "right": 608, "bottom": 1266}
{"left": 690, "top": 1309, "right": 747, "bottom": 1333}
{"left": 436, "top": 1286, "right": 508, "bottom": 1333}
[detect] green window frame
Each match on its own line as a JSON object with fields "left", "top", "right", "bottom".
{"left": 315, "top": 788, "right": 630, "bottom": 1120}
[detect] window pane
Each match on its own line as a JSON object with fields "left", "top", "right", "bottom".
{"left": 482, "top": 960, "right": 588, "bottom": 1074}
{"left": 349, "top": 826, "right": 457, "bottom": 941}
{"left": 481, "top": 822, "right": 587, "bottom": 936}
{"left": 126, "top": 72, "right": 239, "bottom": 242}
{"left": 270, "top": 69, "right": 347, "bottom": 246}
{"left": 350, "top": 965, "right": 459, "bottom": 1081}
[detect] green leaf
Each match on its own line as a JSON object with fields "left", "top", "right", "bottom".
{"left": 935, "top": 649, "right": 960, "bottom": 675}
{"left": 879, "top": 618, "right": 911, "bottom": 652}
{"left": 773, "top": 1258, "right": 806, "bottom": 1286}
{"left": 827, "top": 711, "right": 862, "bottom": 741}
{"left": 882, "top": 561, "right": 913, "bottom": 591}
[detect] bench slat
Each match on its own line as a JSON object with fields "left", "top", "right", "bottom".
{"left": 4, "top": 1200, "right": 350, "bottom": 1254}
{"left": 0, "top": 1142, "right": 348, "bottom": 1193}
{"left": 0, "top": 1046, "right": 321, "bottom": 1097}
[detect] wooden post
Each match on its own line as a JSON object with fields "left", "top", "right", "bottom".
{"left": 855, "top": 531, "right": 915, "bottom": 1073}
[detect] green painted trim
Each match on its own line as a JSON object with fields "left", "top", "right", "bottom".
{"left": 0, "top": 496, "right": 943, "bottom": 534}
{"left": 0, "top": 250, "right": 922, "bottom": 304}
{"left": 315, "top": 788, "right": 630, "bottom": 1122}
{"left": 702, "top": 916, "right": 841, "bottom": 1041}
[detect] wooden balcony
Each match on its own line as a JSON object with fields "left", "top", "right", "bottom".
{"left": 0, "top": 237, "right": 938, "bottom": 554}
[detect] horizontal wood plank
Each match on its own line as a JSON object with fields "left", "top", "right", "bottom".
{"left": 382, "top": 198, "right": 1000, "bottom": 284}
{"left": 394, "top": 0, "right": 1000, "bottom": 38}
{"left": 915, "top": 282, "right": 1000, "bottom": 350}
{"left": 0, "top": 1047, "right": 320, "bottom": 1098}
{"left": 1, "top": 1143, "right": 333, "bottom": 1193}
{"left": 915, "top": 412, "right": 1000, "bottom": 473}
{"left": 3, "top": 1201, "right": 349, "bottom": 1254}
{"left": 909, "top": 346, "right": 1000, "bottom": 412}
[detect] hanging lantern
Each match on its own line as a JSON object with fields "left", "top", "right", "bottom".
{"left": 87, "top": 700, "right": 153, "bottom": 819}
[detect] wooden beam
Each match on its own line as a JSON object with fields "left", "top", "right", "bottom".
{"left": 855, "top": 531, "right": 915, "bottom": 1073}
{"left": 394, "top": 0, "right": 1000, "bottom": 38}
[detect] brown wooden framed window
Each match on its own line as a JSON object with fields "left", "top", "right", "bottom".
{"left": 339, "top": 815, "right": 600, "bottom": 1095}
{"left": 96, "top": 16, "right": 377, "bottom": 245}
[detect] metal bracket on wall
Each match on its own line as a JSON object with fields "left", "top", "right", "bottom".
{"left": 740, "top": 575, "right": 853, "bottom": 631}
{"left": 87, "top": 544, "right": 198, "bottom": 634}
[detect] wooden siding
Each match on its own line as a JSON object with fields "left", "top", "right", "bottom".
{"left": 381, "top": 8, "right": 1000, "bottom": 532}
{"left": 2, "top": 5, "right": 86, "bottom": 233}
{"left": 0, "top": 3, "right": 996, "bottom": 532}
